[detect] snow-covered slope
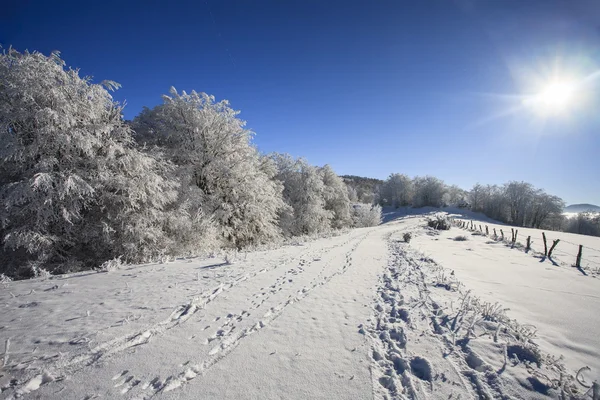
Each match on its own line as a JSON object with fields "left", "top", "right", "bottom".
{"left": 1, "top": 211, "right": 599, "bottom": 399}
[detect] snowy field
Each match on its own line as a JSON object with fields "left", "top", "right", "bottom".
{"left": 1, "top": 210, "right": 599, "bottom": 399}
{"left": 450, "top": 214, "right": 600, "bottom": 275}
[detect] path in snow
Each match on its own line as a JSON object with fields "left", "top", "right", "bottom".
{"left": 0, "top": 211, "right": 598, "bottom": 399}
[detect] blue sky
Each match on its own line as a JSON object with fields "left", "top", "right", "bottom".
{"left": 2, "top": 0, "right": 599, "bottom": 204}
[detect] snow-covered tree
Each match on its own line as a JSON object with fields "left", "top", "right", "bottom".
{"left": 346, "top": 185, "right": 358, "bottom": 202}
{"left": 503, "top": 181, "right": 534, "bottom": 226}
{"left": 133, "top": 88, "right": 285, "bottom": 249}
{"left": 526, "top": 190, "right": 564, "bottom": 229}
{"left": 271, "top": 154, "right": 332, "bottom": 236}
{"left": 0, "top": 50, "right": 177, "bottom": 277}
{"left": 342, "top": 175, "right": 380, "bottom": 204}
{"left": 412, "top": 176, "right": 446, "bottom": 208}
{"left": 468, "top": 182, "right": 564, "bottom": 229}
{"left": 468, "top": 183, "right": 485, "bottom": 212}
{"left": 320, "top": 165, "right": 352, "bottom": 229}
{"left": 380, "top": 173, "right": 413, "bottom": 207}
{"left": 564, "top": 212, "right": 600, "bottom": 237}
{"left": 443, "top": 185, "right": 468, "bottom": 207}
{"left": 351, "top": 203, "right": 382, "bottom": 227}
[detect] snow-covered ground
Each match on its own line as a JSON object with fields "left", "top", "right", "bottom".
{"left": 450, "top": 214, "right": 600, "bottom": 275}
{"left": 1, "top": 211, "right": 599, "bottom": 399}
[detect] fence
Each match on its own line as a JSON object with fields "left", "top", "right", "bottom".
{"left": 450, "top": 218, "right": 600, "bottom": 276}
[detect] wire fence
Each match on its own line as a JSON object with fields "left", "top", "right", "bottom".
{"left": 450, "top": 218, "right": 600, "bottom": 274}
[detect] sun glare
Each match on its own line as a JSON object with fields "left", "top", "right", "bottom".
{"left": 524, "top": 79, "right": 579, "bottom": 115}
{"left": 539, "top": 81, "right": 575, "bottom": 110}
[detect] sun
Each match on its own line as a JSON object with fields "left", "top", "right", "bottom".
{"left": 527, "top": 80, "right": 578, "bottom": 114}
{"left": 539, "top": 81, "right": 575, "bottom": 110}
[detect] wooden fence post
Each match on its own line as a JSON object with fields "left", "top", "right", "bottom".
{"left": 576, "top": 245, "right": 583, "bottom": 268}
{"left": 485, "top": 226, "right": 489, "bottom": 236}
{"left": 493, "top": 228, "right": 497, "bottom": 238}
{"left": 511, "top": 228, "right": 515, "bottom": 242}
{"left": 512, "top": 230, "right": 518, "bottom": 247}
{"left": 542, "top": 232, "right": 548, "bottom": 256}
{"left": 548, "top": 239, "right": 560, "bottom": 259}
{"left": 479, "top": 225, "right": 482, "bottom": 232}
{"left": 526, "top": 236, "right": 531, "bottom": 251}
{"left": 500, "top": 229, "right": 504, "bottom": 241}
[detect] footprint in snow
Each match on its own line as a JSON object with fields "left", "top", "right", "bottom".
{"left": 112, "top": 370, "right": 129, "bottom": 380}
{"left": 114, "top": 375, "right": 133, "bottom": 388}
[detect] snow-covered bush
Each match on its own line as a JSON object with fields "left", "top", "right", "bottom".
{"left": 454, "top": 235, "right": 468, "bottom": 241}
{"left": 403, "top": 232, "right": 412, "bottom": 243}
{"left": 0, "top": 273, "right": 13, "bottom": 284}
{"left": 0, "top": 50, "right": 177, "bottom": 278}
{"left": 98, "top": 257, "right": 124, "bottom": 272}
{"left": 271, "top": 154, "right": 332, "bottom": 236}
{"left": 133, "top": 88, "right": 286, "bottom": 249}
{"left": 427, "top": 215, "right": 451, "bottom": 230}
{"left": 352, "top": 203, "right": 382, "bottom": 227}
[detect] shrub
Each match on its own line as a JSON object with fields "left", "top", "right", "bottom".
{"left": 427, "top": 215, "right": 451, "bottom": 230}
{"left": 98, "top": 257, "right": 125, "bottom": 272}
{"left": 454, "top": 235, "right": 468, "bottom": 241}
{"left": 403, "top": 232, "right": 412, "bottom": 243}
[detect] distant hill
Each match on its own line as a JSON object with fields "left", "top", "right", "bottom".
{"left": 564, "top": 204, "right": 600, "bottom": 213}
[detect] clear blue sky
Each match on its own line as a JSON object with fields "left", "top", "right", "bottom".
{"left": 2, "top": 0, "right": 599, "bottom": 205}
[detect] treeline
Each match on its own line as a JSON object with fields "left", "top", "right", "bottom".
{"left": 563, "top": 213, "right": 600, "bottom": 237}
{"left": 468, "top": 182, "right": 565, "bottom": 230}
{"left": 376, "top": 174, "right": 600, "bottom": 236}
{"left": 0, "top": 50, "right": 381, "bottom": 279}
{"left": 378, "top": 174, "right": 468, "bottom": 209}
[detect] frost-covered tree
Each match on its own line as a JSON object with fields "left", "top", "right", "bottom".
{"left": 271, "top": 154, "right": 332, "bottom": 236}
{"left": 468, "top": 182, "right": 564, "bottom": 229}
{"left": 443, "top": 185, "right": 468, "bottom": 207}
{"left": 412, "top": 176, "right": 446, "bottom": 208}
{"left": 527, "top": 190, "right": 564, "bottom": 229}
{"left": 351, "top": 203, "right": 382, "bottom": 227}
{"left": 0, "top": 50, "right": 177, "bottom": 277}
{"left": 380, "top": 173, "right": 413, "bottom": 207}
{"left": 342, "top": 175, "right": 380, "bottom": 204}
{"left": 503, "top": 181, "right": 534, "bottom": 226}
{"left": 564, "top": 212, "right": 600, "bottom": 237}
{"left": 320, "top": 165, "right": 351, "bottom": 229}
{"left": 133, "top": 88, "right": 285, "bottom": 249}
{"left": 346, "top": 185, "right": 358, "bottom": 202}
{"left": 483, "top": 185, "right": 508, "bottom": 221}
{"left": 468, "top": 183, "right": 485, "bottom": 212}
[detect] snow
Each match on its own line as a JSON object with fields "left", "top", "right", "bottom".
{"left": 411, "top": 222, "right": 600, "bottom": 377}
{"left": 1, "top": 211, "right": 599, "bottom": 399}
{"left": 449, "top": 213, "right": 600, "bottom": 273}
